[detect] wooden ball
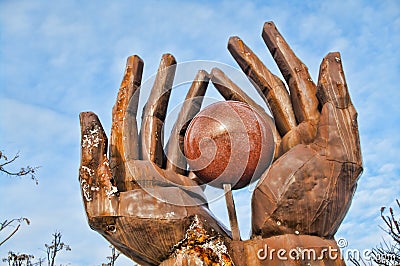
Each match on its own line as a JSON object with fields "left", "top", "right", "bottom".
{"left": 184, "top": 101, "right": 274, "bottom": 189}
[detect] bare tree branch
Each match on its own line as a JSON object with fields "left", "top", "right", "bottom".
{"left": 0, "top": 218, "right": 30, "bottom": 246}
{"left": 0, "top": 151, "right": 39, "bottom": 185}
{"left": 2, "top": 251, "right": 35, "bottom": 266}
{"left": 102, "top": 245, "right": 121, "bottom": 266}
{"left": 45, "top": 232, "right": 71, "bottom": 266}
{"left": 0, "top": 225, "right": 20, "bottom": 247}
{"left": 370, "top": 200, "right": 400, "bottom": 265}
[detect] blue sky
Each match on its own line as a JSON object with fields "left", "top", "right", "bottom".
{"left": 1, "top": 0, "right": 399, "bottom": 265}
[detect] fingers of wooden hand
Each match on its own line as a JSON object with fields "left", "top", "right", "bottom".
{"left": 79, "top": 112, "right": 117, "bottom": 215}
{"left": 80, "top": 112, "right": 108, "bottom": 165}
{"left": 210, "top": 67, "right": 282, "bottom": 160}
{"left": 227, "top": 36, "right": 296, "bottom": 136}
{"left": 141, "top": 54, "right": 177, "bottom": 167}
{"left": 314, "top": 53, "right": 362, "bottom": 166}
{"left": 110, "top": 56, "right": 144, "bottom": 191}
{"left": 262, "top": 21, "right": 320, "bottom": 125}
{"left": 317, "top": 52, "right": 351, "bottom": 109}
{"left": 165, "top": 70, "right": 209, "bottom": 175}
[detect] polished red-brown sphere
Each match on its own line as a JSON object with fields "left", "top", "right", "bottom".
{"left": 184, "top": 101, "right": 274, "bottom": 189}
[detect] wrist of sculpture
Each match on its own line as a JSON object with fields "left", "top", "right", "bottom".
{"left": 161, "top": 234, "right": 345, "bottom": 266}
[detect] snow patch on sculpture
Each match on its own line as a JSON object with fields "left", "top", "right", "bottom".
{"left": 171, "top": 215, "right": 233, "bottom": 265}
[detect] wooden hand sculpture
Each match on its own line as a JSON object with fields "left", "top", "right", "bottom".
{"left": 79, "top": 55, "right": 233, "bottom": 265}
{"left": 79, "top": 21, "right": 362, "bottom": 265}
{"left": 225, "top": 22, "right": 362, "bottom": 239}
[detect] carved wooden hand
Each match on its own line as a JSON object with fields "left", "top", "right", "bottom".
{"left": 224, "top": 22, "right": 362, "bottom": 239}
{"left": 79, "top": 55, "right": 233, "bottom": 265}
{"left": 79, "top": 21, "right": 362, "bottom": 265}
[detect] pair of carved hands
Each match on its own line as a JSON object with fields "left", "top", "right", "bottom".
{"left": 79, "top": 22, "right": 362, "bottom": 265}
